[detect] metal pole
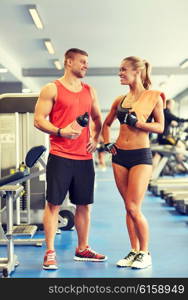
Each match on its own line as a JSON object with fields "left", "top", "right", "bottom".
{"left": 26, "top": 113, "right": 31, "bottom": 224}
{"left": 6, "top": 192, "right": 14, "bottom": 263}
{"left": 15, "top": 196, "right": 20, "bottom": 225}
{"left": 15, "top": 113, "right": 20, "bottom": 170}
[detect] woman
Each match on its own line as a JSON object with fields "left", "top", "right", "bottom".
{"left": 102, "top": 56, "right": 165, "bottom": 269}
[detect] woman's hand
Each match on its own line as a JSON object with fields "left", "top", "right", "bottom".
{"left": 104, "top": 143, "right": 117, "bottom": 155}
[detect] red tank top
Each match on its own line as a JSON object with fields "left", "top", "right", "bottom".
{"left": 49, "top": 80, "right": 93, "bottom": 160}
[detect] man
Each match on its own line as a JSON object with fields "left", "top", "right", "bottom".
{"left": 34, "top": 48, "right": 107, "bottom": 270}
{"left": 157, "top": 99, "right": 188, "bottom": 145}
{"left": 153, "top": 99, "right": 188, "bottom": 173}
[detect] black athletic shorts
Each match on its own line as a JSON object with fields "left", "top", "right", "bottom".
{"left": 46, "top": 154, "right": 95, "bottom": 206}
{"left": 112, "top": 146, "right": 153, "bottom": 169}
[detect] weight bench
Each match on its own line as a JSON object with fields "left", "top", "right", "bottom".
{"left": 0, "top": 145, "right": 46, "bottom": 277}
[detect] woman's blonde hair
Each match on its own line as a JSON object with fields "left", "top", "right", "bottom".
{"left": 123, "top": 56, "right": 152, "bottom": 90}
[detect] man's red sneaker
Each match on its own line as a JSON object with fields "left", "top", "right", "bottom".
{"left": 43, "top": 250, "right": 58, "bottom": 270}
{"left": 74, "top": 246, "right": 107, "bottom": 262}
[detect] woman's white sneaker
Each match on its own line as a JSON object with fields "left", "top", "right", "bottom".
{"left": 131, "top": 251, "right": 152, "bottom": 269}
{"left": 116, "top": 250, "right": 138, "bottom": 267}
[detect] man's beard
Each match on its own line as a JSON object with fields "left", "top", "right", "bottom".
{"left": 72, "top": 69, "right": 86, "bottom": 78}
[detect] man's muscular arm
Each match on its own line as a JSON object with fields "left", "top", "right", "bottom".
{"left": 87, "top": 86, "right": 102, "bottom": 152}
{"left": 34, "top": 83, "right": 81, "bottom": 138}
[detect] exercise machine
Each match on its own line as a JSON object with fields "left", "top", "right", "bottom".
{"left": 0, "top": 145, "right": 46, "bottom": 277}
{"left": 0, "top": 93, "right": 75, "bottom": 231}
{"left": 151, "top": 144, "right": 188, "bottom": 180}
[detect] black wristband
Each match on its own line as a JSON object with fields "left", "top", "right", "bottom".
{"left": 57, "top": 128, "right": 62, "bottom": 137}
{"left": 104, "top": 143, "right": 114, "bottom": 152}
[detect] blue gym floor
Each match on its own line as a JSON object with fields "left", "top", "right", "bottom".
{"left": 1, "top": 167, "right": 188, "bottom": 278}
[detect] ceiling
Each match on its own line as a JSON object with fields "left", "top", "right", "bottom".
{"left": 0, "top": 0, "right": 188, "bottom": 100}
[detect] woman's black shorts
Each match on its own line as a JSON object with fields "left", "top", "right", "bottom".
{"left": 112, "top": 146, "right": 153, "bottom": 169}
{"left": 46, "top": 154, "right": 95, "bottom": 206}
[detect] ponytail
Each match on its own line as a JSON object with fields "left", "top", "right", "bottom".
{"left": 143, "top": 61, "right": 152, "bottom": 90}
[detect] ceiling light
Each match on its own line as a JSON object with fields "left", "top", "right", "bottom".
{"left": 0, "top": 68, "right": 8, "bottom": 73}
{"left": 53, "top": 59, "right": 62, "bottom": 70}
{"left": 44, "top": 39, "right": 55, "bottom": 54}
{"left": 28, "top": 5, "right": 43, "bottom": 29}
{"left": 179, "top": 58, "right": 188, "bottom": 69}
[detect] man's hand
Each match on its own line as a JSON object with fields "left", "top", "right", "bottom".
{"left": 171, "top": 120, "right": 178, "bottom": 127}
{"left": 60, "top": 123, "right": 82, "bottom": 139}
{"left": 87, "top": 138, "right": 98, "bottom": 153}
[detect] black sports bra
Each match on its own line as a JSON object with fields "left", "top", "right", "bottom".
{"left": 116, "top": 97, "right": 153, "bottom": 124}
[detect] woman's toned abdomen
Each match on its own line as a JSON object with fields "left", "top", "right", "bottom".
{"left": 115, "top": 126, "right": 150, "bottom": 150}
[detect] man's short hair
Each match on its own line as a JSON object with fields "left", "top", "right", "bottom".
{"left": 166, "top": 99, "right": 174, "bottom": 106}
{"left": 64, "top": 48, "right": 88, "bottom": 67}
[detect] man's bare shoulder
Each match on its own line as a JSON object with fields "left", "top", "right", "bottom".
{"left": 39, "top": 82, "right": 57, "bottom": 98}
{"left": 41, "top": 82, "right": 56, "bottom": 92}
{"left": 86, "top": 84, "right": 97, "bottom": 99}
